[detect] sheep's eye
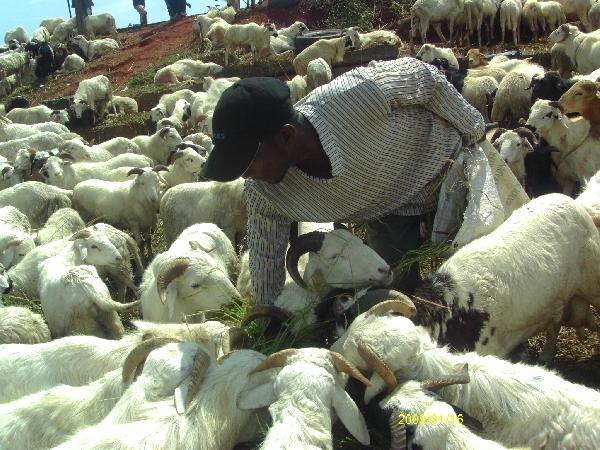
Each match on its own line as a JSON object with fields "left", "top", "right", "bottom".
{"left": 90, "top": 245, "right": 98, "bottom": 249}
{"left": 18, "top": 253, "right": 25, "bottom": 257}
{"left": 328, "top": 253, "right": 340, "bottom": 260}
{"left": 191, "top": 282, "right": 202, "bottom": 289}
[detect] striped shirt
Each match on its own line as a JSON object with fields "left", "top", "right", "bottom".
{"left": 245, "top": 57, "right": 485, "bottom": 305}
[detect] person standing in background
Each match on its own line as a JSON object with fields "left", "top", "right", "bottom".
{"left": 133, "top": 0, "right": 148, "bottom": 25}
{"left": 164, "top": 0, "right": 190, "bottom": 22}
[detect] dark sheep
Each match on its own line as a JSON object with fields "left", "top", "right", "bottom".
{"left": 25, "top": 40, "right": 55, "bottom": 80}
{"left": 5, "top": 96, "right": 30, "bottom": 112}
{"left": 526, "top": 71, "right": 577, "bottom": 103}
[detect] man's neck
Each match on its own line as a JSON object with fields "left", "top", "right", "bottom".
{"left": 293, "top": 116, "right": 333, "bottom": 179}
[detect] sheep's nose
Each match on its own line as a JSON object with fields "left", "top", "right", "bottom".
{"left": 115, "top": 255, "right": 123, "bottom": 263}
{"left": 378, "top": 265, "right": 391, "bottom": 275}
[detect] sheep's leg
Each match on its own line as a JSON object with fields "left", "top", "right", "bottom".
{"left": 489, "top": 15, "right": 495, "bottom": 42}
{"left": 225, "top": 47, "right": 230, "bottom": 66}
{"left": 432, "top": 22, "right": 447, "bottom": 43}
{"left": 420, "top": 17, "right": 431, "bottom": 44}
{"left": 477, "top": 15, "right": 483, "bottom": 47}
{"left": 539, "top": 317, "right": 562, "bottom": 363}
{"left": 514, "top": 23, "right": 519, "bottom": 46}
{"left": 448, "top": 17, "right": 456, "bottom": 44}
{"left": 500, "top": 20, "right": 506, "bottom": 43}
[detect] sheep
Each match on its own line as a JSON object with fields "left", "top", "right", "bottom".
{"left": 132, "top": 127, "right": 182, "bottom": 165}
{"left": 350, "top": 29, "right": 402, "bottom": 49}
{"left": 42, "top": 153, "right": 154, "bottom": 189}
{"left": 0, "top": 205, "right": 36, "bottom": 269}
{"left": 5, "top": 104, "right": 69, "bottom": 125}
{"left": 39, "top": 229, "right": 139, "bottom": 339}
{"left": 35, "top": 207, "right": 84, "bottom": 245}
{"left": 286, "top": 75, "right": 308, "bottom": 104}
{"left": 4, "top": 27, "right": 29, "bottom": 44}
{"left": 0, "top": 162, "right": 24, "bottom": 190}
{"left": 193, "top": 14, "right": 225, "bottom": 38}
{"left": 84, "top": 13, "right": 118, "bottom": 39}
{"left": 195, "top": 77, "right": 239, "bottom": 134}
{"left": 590, "top": 0, "right": 600, "bottom": 30}
{"left": 499, "top": 0, "right": 523, "bottom": 46}
{"left": 331, "top": 302, "right": 600, "bottom": 449}
{"left": 540, "top": 1, "right": 567, "bottom": 31}
{"left": 523, "top": 0, "right": 547, "bottom": 40}
{"left": 160, "top": 179, "right": 247, "bottom": 247}
{"left": 40, "top": 18, "right": 65, "bottom": 35}
{"left": 491, "top": 63, "right": 545, "bottom": 127}
{"left": 0, "top": 181, "right": 72, "bottom": 228}
{"left": 306, "top": 57, "right": 333, "bottom": 92}
{"left": 205, "top": 18, "right": 232, "bottom": 48}
{"left": 270, "top": 21, "right": 309, "bottom": 54}
{"left": 526, "top": 70, "right": 576, "bottom": 102}
{"left": 223, "top": 22, "right": 278, "bottom": 66}
{"left": 549, "top": 23, "right": 600, "bottom": 75}
{"left": 156, "top": 89, "right": 195, "bottom": 117}
{"left": 409, "top": 0, "right": 464, "bottom": 46}
{"left": 153, "top": 59, "right": 223, "bottom": 85}
{"left": 72, "top": 74, "right": 116, "bottom": 124}
{"left": 161, "top": 146, "right": 206, "bottom": 187}
{"left": 0, "top": 116, "right": 69, "bottom": 141}
{"left": 525, "top": 99, "right": 598, "bottom": 194}
{"left": 48, "top": 18, "right": 76, "bottom": 45}
{"left": 206, "top": 4, "right": 237, "bottom": 23}
{"left": 553, "top": 0, "right": 593, "bottom": 29}
{"left": 108, "top": 95, "right": 138, "bottom": 115}
{"left": 416, "top": 44, "right": 459, "bottom": 70}
{"left": 559, "top": 79, "right": 600, "bottom": 135}
{"left": 73, "top": 167, "right": 166, "bottom": 257}
{"left": 490, "top": 127, "right": 538, "bottom": 186}
{"left": 182, "top": 132, "right": 213, "bottom": 152}
{"left": 70, "top": 34, "right": 119, "bottom": 61}
{"left": 0, "top": 306, "right": 50, "bottom": 344}
{"left": 56, "top": 53, "right": 85, "bottom": 74}
{"left": 59, "top": 137, "right": 141, "bottom": 162}
{"left": 293, "top": 35, "right": 354, "bottom": 76}
{"left": 156, "top": 98, "right": 192, "bottom": 134}
{"left": 0, "top": 319, "right": 241, "bottom": 404}
{"left": 189, "top": 91, "right": 208, "bottom": 128}
{"left": 0, "top": 73, "right": 18, "bottom": 98}
{"left": 0, "top": 131, "right": 64, "bottom": 161}
{"left": 140, "top": 223, "right": 240, "bottom": 323}
{"left": 237, "top": 347, "right": 371, "bottom": 449}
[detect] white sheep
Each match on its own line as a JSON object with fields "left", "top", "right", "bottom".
{"left": 206, "top": 4, "right": 237, "bottom": 23}
{"left": 160, "top": 178, "right": 247, "bottom": 247}
{"left": 72, "top": 74, "right": 116, "bottom": 123}
{"left": 153, "top": 59, "right": 223, "bottom": 84}
{"left": 590, "top": 0, "right": 600, "bottom": 30}
{"left": 35, "top": 207, "right": 84, "bottom": 245}
{"left": 140, "top": 223, "right": 240, "bottom": 323}
{"left": 161, "top": 146, "right": 206, "bottom": 187}
{"left": 59, "top": 137, "right": 141, "bottom": 162}
{"left": 541, "top": 1, "right": 567, "bottom": 32}
{"left": 108, "top": 95, "right": 138, "bottom": 114}
{"left": 525, "top": 99, "right": 597, "bottom": 194}
{"left": 0, "top": 116, "right": 70, "bottom": 141}
{"left": 39, "top": 18, "right": 65, "bottom": 35}
{"left": 523, "top": 0, "right": 548, "bottom": 40}
{"left": 350, "top": 28, "right": 402, "bottom": 49}
{"left": 73, "top": 167, "right": 166, "bottom": 257}
{"left": 156, "top": 89, "right": 195, "bottom": 117}
{"left": 0, "top": 131, "right": 64, "bottom": 161}
{"left": 285, "top": 75, "right": 308, "bottom": 104}
{"left": 549, "top": 23, "right": 600, "bottom": 74}
{"left": 270, "top": 21, "right": 309, "bottom": 54}
{"left": 132, "top": 126, "right": 182, "bottom": 165}
{"left": 417, "top": 44, "right": 460, "bottom": 70}
{"left": 183, "top": 132, "right": 213, "bottom": 152}
{"left": 57, "top": 53, "right": 85, "bottom": 74}
{"left": 205, "top": 18, "right": 231, "bottom": 48}
{"left": 331, "top": 302, "right": 600, "bottom": 449}
{"left": 410, "top": 0, "right": 464, "bottom": 45}
{"left": 490, "top": 127, "right": 537, "bottom": 186}
{"left": 195, "top": 77, "right": 239, "bottom": 134}
{"left": 48, "top": 18, "right": 76, "bottom": 45}
{"left": 31, "top": 26, "right": 50, "bottom": 42}
{"left": 0, "top": 162, "right": 24, "bottom": 191}
{"left": 39, "top": 229, "right": 139, "bottom": 339}
{"left": 293, "top": 35, "right": 354, "bottom": 75}
{"left": 0, "top": 306, "right": 50, "bottom": 344}
{"left": 0, "top": 49, "right": 31, "bottom": 84}
{"left": 70, "top": 34, "right": 119, "bottom": 61}
{"left": 224, "top": 22, "right": 278, "bottom": 66}
{"left": 461, "top": 75, "right": 499, "bottom": 122}
{"left": 305, "top": 57, "right": 333, "bottom": 93}
{"left": 0, "top": 181, "right": 72, "bottom": 228}
{"left": 156, "top": 98, "right": 192, "bottom": 134}
{"left": 237, "top": 347, "right": 371, "bottom": 449}
{"left": 5, "top": 104, "right": 69, "bottom": 125}
{"left": 499, "top": 0, "right": 523, "bottom": 45}
{"left": 84, "top": 13, "right": 117, "bottom": 39}
{"left": 42, "top": 153, "right": 153, "bottom": 189}
{"left": 4, "top": 27, "right": 29, "bottom": 44}
{"left": 0, "top": 205, "right": 35, "bottom": 269}
{"left": 189, "top": 91, "right": 208, "bottom": 128}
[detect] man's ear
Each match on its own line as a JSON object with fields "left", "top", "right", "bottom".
{"left": 280, "top": 123, "right": 297, "bottom": 143}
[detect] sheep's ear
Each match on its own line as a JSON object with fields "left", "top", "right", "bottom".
{"left": 332, "top": 385, "right": 370, "bottom": 445}
{"left": 237, "top": 382, "right": 276, "bottom": 410}
{"left": 364, "top": 372, "right": 387, "bottom": 405}
{"left": 74, "top": 240, "right": 88, "bottom": 262}
{"left": 1, "top": 247, "right": 15, "bottom": 268}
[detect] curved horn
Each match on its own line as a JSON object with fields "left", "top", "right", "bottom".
{"left": 169, "top": 150, "right": 184, "bottom": 164}
{"left": 490, "top": 127, "right": 507, "bottom": 143}
{"left": 122, "top": 337, "right": 182, "bottom": 382}
{"left": 153, "top": 165, "right": 170, "bottom": 172}
{"left": 525, "top": 74, "right": 539, "bottom": 90}
{"left": 68, "top": 229, "right": 92, "bottom": 240}
{"left": 228, "top": 327, "right": 252, "bottom": 351}
{"left": 420, "top": 363, "right": 470, "bottom": 392}
{"left": 333, "top": 222, "right": 349, "bottom": 231}
{"left": 357, "top": 339, "right": 397, "bottom": 389}
{"left": 285, "top": 231, "right": 326, "bottom": 288}
{"left": 157, "top": 257, "right": 191, "bottom": 304}
{"left": 127, "top": 167, "right": 145, "bottom": 177}
{"left": 0, "top": 166, "right": 12, "bottom": 176}
{"left": 365, "top": 298, "right": 416, "bottom": 318}
{"left": 389, "top": 409, "right": 408, "bottom": 450}
{"left": 249, "top": 348, "right": 298, "bottom": 374}
{"left": 184, "top": 348, "right": 212, "bottom": 409}
{"left": 330, "top": 350, "right": 371, "bottom": 386}
{"left": 240, "top": 305, "right": 292, "bottom": 327}
{"left": 514, "top": 127, "right": 539, "bottom": 146}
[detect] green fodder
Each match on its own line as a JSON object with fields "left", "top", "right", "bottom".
{"left": 2, "top": 294, "right": 44, "bottom": 316}
{"left": 93, "top": 111, "right": 151, "bottom": 132}
{"left": 393, "top": 241, "right": 451, "bottom": 283}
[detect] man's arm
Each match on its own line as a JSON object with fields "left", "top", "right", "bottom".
{"left": 245, "top": 181, "right": 291, "bottom": 306}
{"left": 368, "top": 57, "right": 485, "bottom": 145}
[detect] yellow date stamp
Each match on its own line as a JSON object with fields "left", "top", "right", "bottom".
{"left": 398, "top": 413, "right": 464, "bottom": 425}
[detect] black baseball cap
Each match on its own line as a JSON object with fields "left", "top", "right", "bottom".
{"left": 201, "top": 77, "right": 295, "bottom": 182}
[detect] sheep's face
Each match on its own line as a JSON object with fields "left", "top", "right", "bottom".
{"left": 50, "top": 109, "right": 69, "bottom": 125}
{"left": 151, "top": 105, "right": 166, "bottom": 123}
{"left": 207, "top": 63, "right": 224, "bottom": 76}
{"left": 291, "top": 21, "right": 309, "bottom": 36}
{"left": 72, "top": 99, "right": 89, "bottom": 119}
{"left": 494, "top": 131, "right": 533, "bottom": 166}
{"left": 549, "top": 24, "right": 577, "bottom": 44}
{"left": 526, "top": 99, "right": 569, "bottom": 133}
{"left": 133, "top": 169, "right": 161, "bottom": 207}
{"left": 69, "top": 35, "right": 86, "bottom": 47}
{"left": 264, "top": 23, "right": 278, "bottom": 38}
{"left": 173, "top": 148, "right": 206, "bottom": 174}
{"left": 0, "top": 235, "right": 35, "bottom": 268}
{"left": 164, "top": 254, "right": 241, "bottom": 318}
{"left": 343, "top": 29, "right": 361, "bottom": 49}
{"left": 304, "top": 229, "right": 392, "bottom": 290}
{"left": 559, "top": 80, "right": 598, "bottom": 114}
{"left": 59, "top": 140, "right": 89, "bottom": 161}
{"left": 416, "top": 44, "right": 434, "bottom": 62}
{"left": 13, "top": 149, "right": 32, "bottom": 172}
{"left": 466, "top": 49, "right": 486, "bottom": 67}
{"left": 0, "top": 164, "right": 22, "bottom": 187}
{"left": 159, "top": 127, "right": 183, "bottom": 149}
{"left": 74, "top": 232, "right": 123, "bottom": 266}
{"left": 42, "top": 156, "right": 65, "bottom": 185}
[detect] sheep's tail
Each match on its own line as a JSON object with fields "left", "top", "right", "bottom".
{"left": 94, "top": 296, "right": 140, "bottom": 312}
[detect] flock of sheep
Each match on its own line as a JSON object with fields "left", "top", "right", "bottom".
{"left": 0, "top": 1, "right": 600, "bottom": 449}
